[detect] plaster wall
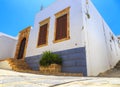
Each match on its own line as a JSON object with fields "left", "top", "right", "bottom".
{"left": 26, "top": 0, "right": 85, "bottom": 57}
{"left": 25, "top": 0, "right": 120, "bottom": 76}
{"left": 82, "top": 0, "right": 120, "bottom": 76}
{"left": 0, "top": 36, "right": 17, "bottom": 59}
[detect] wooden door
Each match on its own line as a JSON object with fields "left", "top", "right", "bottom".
{"left": 17, "top": 38, "right": 26, "bottom": 59}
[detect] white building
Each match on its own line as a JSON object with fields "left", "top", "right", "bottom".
{"left": 23, "top": 0, "right": 120, "bottom": 76}
{"left": 0, "top": 32, "right": 17, "bottom": 60}
{"left": 0, "top": 0, "right": 120, "bottom": 76}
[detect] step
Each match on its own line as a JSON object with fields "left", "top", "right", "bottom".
{"left": 0, "top": 60, "right": 12, "bottom": 70}
{"left": 5, "top": 58, "right": 32, "bottom": 71}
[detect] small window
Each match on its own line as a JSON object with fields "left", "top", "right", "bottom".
{"left": 55, "top": 14, "right": 67, "bottom": 40}
{"left": 53, "top": 7, "right": 70, "bottom": 43}
{"left": 37, "top": 18, "right": 49, "bottom": 47}
{"left": 38, "top": 24, "right": 48, "bottom": 45}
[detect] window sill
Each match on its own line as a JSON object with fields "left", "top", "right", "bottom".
{"left": 53, "top": 37, "right": 70, "bottom": 43}
{"left": 37, "top": 43, "right": 48, "bottom": 48}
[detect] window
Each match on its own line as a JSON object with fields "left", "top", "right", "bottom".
{"left": 53, "top": 7, "right": 70, "bottom": 43}
{"left": 55, "top": 14, "right": 67, "bottom": 40}
{"left": 37, "top": 18, "right": 49, "bottom": 47}
{"left": 38, "top": 24, "right": 48, "bottom": 45}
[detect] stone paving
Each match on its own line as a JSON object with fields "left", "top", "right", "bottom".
{"left": 0, "top": 69, "right": 120, "bottom": 87}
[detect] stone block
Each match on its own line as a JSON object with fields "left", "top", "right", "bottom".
{"left": 40, "top": 64, "right": 61, "bottom": 73}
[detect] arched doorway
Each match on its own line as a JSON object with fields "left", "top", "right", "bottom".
{"left": 17, "top": 38, "right": 26, "bottom": 59}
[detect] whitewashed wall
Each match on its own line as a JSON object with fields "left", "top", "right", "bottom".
{"left": 0, "top": 35, "right": 17, "bottom": 59}
{"left": 26, "top": 0, "right": 85, "bottom": 57}
{"left": 26, "top": 0, "right": 120, "bottom": 76}
{"left": 82, "top": 0, "right": 120, "bottom": 76}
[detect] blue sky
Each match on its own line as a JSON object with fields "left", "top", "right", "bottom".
{"left": 0, "top": 0, "right": 120, "bottom": 36}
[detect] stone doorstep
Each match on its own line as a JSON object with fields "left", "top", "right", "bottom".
{"left": 6, "top": 58, "right": 32, "bottom": 71}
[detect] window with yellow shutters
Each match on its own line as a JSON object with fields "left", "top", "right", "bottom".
{"left": 54, "top": 7, "right": 70, "bottom": 43}
{"left": 55, "top": 14, "right": 67, "bottom": 40}
{"left": 38, "top": 24, "right": 48, "bottom": 46}
{"left": 37, "top": 18, "right": 49, "bottom": 47}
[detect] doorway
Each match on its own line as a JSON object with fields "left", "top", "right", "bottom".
{"left": 17, "top": 38, "right": 26, "bottom": 59}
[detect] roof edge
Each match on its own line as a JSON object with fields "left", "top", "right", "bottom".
{"left": 0, "top": 32, "right": 18, "bottom": 40}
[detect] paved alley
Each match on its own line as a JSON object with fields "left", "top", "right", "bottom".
{"left": 0, "top": 69, "right": 120, "bottom": 87}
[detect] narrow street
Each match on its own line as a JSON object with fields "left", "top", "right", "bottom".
{"left": 0, "top": 69, "right": 120, "bottom": 87}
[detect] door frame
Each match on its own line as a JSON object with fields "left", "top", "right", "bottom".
{"left": 14, "top": 26, "right": 31, "bottom": 60}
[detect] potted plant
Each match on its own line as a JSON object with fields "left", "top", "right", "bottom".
{"left": 39, "top": 51, "right": 62, "bottom": 73}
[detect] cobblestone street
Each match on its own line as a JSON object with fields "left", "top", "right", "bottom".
{"left": 0, "top": 69, "right": 120, "bottom": 87}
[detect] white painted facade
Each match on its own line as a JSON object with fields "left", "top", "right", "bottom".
{"left": 82, "top": 0, "right": 120, "bottom": 76}
{"left": 26, "top": 0, "right": 84, "bottom": 57}
{"left": 25, "top": 0, "right": 120, "bottom": 76}
{"left": 0, "top": 32, "right": 17, "bottom": 60}
{"left": 0, "top": 0, "right": 119, "bottom": 76}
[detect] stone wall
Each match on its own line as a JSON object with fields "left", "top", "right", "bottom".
{"left": 40, "top": 64, "right": 61, "bottom": 73}
{"left": 25, "top": 47, "right": 87, "bottom": 76}
{"left": 14, "top": 26, "right": 31, "bottom": 59}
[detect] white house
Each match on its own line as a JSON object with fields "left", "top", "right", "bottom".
{"left": 16, "top": 0, "right": 119, "bottom": 76}
{"left": 0, "top": 32, "right": 17, "bottom": 60}
{"left": 1, "top": 0, "right": 120, "bottom": 76}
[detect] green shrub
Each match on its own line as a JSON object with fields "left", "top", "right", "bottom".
{"left": 39, "top": 51, "right": 62, "bottom": 66}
